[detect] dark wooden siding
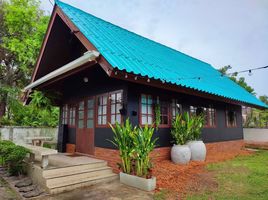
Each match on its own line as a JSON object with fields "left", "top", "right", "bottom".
{"left": 59, "top": 67, "right": 243, "bottom": 150}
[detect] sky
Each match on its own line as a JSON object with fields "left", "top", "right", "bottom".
{"left": 40, "top": 0, "right": 268, "bottom": 97}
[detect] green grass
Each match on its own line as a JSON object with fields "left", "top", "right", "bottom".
{"left": 187, "top": 151, "right": 268, "bottom": 200}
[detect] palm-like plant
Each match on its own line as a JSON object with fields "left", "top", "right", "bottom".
{"left": 171, "top": 113, "right": 193, "bottom": 145}
{"left": 133, "top": 125, "right": 158, "bottom": 177}
{"left": 190, "top": 114, "right": 205, "bottom": 140}
{"left": 109, "top": 119, "right": 135, "bottom": 174}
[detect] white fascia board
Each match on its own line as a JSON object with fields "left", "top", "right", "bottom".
{"left": 24, "top": 50, "right": 100, "bottom": 91}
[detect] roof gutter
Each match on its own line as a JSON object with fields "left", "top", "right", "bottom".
{"left": 24, "top": 50, "right": 100, "bottom": 91}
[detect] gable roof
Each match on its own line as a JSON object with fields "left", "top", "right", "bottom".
{"left": 55, "top": 0, "right": 267, "bottom": 109}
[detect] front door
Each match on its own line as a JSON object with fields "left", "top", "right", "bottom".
{"left": 76, "top": 97, "right": 95, "bottom": 154}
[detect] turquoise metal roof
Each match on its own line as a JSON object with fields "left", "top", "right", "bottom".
{"left": 56, "top": 1, "right": 267, "bottom": 108}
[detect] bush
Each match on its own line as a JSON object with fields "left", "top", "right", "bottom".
{"left": 109, "top": 119, "right": 157, "bottom": 178}
{"left": 171, "top": 112, "right": 205, "bottom": 144}
{"left": 0, "top": 140, "right": 30, "bottom": 175}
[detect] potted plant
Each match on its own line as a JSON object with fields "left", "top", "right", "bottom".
{"left": 187, "top": 113, "right": 206, "bottom": 161}
{"left": 109, "top": 119, "right": 158, "bottom": 191}
{"left": 170, "top": 113, "right": 192, "bottom": 164}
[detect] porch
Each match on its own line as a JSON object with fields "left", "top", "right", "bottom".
{"left": 27, "top": 153, "right": 118, "bottom": 194}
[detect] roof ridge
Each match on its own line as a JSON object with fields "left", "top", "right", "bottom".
{"left": 56, "top": 0, "right": 211, "bottom": 67}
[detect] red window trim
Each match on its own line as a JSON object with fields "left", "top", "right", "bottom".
{"left": 62, "top": 104, "right": 68, "bottom": 125}
{"left": 158, "top": 100, "right": 171, "bottom": 128}
{"left": 139, "top": 94, "right": 154, "bottom": 126}
{"left": 68, "top": 105, "right": 76, "bottom": 128}
{"left": 204, "top": 107, "right": 217, "bottom": 128}
{"left": 96, "top": 90, "right": 123, "bottom": 128}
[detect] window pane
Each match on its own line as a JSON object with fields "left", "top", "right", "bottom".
{"left": 103, "top": 116, "right": 107, "bottom": 124}
{"left": 87, "top": 110, "right": 93, "bottom": 118}
{"left": 111, "top": 104, "right": 115, "bottom": 114}
{"left": 141, "top": 104, "right": 147, "bottom": 114}
{"left": 79, "top": 102, "right": 84, "bottom": 109}
{"left": 87, "top": 120, "right": 93, "bottom": 128}
{"left": 161, "top": 116, "right": 168, "bottom": 124}
{"left": 98, "top": 116, "right": 102, "bottom": 125}
{"left": 88, "top": 100, "right": 94, "bottom": 108}
{"left": 103, "top": 106, "right": 107, "bottom": 114}
{"left": 142, "top": 115, "right": 147, "bottom": 125}
{"left": 78, "top": 120, "right": 84, "bottom": 128}
{"left": 148, "top": 105, "right": 152, "bottom": 114}
{"left": 148, "top": 116, "right": 153, "bottom": 124}
{"left": 148, "top": 96, "right": 152, "bottom": 104}
{"left": 117, "top": 93, "right": 122, "bottom": 102}
{"left": 111, "top": 115, "right": 115, "bottom": 124}
{"left": 111, "top": 94, "right": 116, "bottom": 103}
{"left": 116, "top": 104, "right": 122, "bottom": 113}
{"left": 116, "top": 115, "right": 121, "bottom": 123}
{"left": 103, "top": 96, "right": 107, "bottom": 104}
{"left": 141, "top": 95, "right": 147, "bottom": 103}
{"left": 98, "top": 106, "right": 102, "bottom": 115}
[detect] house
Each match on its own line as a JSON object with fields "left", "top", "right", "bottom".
{"left": 24, "top": 1, "right": 267, "bottom": 168}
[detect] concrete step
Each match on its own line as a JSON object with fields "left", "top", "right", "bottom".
{"left": 43, "top": 161, "right": 107, "bottom": 179}
{"left": 46, "top": 167, "right": 114, "bottom": 188}
{"left": 48, "top": 173, "right": 118, "bottom": 194}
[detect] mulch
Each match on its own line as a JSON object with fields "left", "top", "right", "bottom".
{"left": 152, "top": 148, "right": 252, "bottom": 198}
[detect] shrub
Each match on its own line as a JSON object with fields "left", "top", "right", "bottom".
{"left": 109, "top": 119, "right": 158, "bottom": 178}
{"left": 133, "top": 125, "right": 157, "bottom": 178}
{"left": 189, "top": 114, "right": 205, "bottom": 141}
{"left": 171, "top": 113, "right": 193, "bottom": 145}
{"left": 109, "top": 119, "right": 135, "bottom": 174}
{"left": 0, "top": 140, "right": 30, "bottom": 175}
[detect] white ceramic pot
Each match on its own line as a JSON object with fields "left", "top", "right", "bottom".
{"left": 187, "top": 140, "right": 206, "bottom": 161}
{"left": 119, "top": 172, "right": 156, "bottom": 191}
{"left": 171, "top": 144, "right": 191, "bottom": 164}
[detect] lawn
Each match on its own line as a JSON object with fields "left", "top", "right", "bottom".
{"left": 186, "top": 150, "right": 268, "bottom": 200}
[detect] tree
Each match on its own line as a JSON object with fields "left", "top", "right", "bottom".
{"left": 259, "top": 95, "right": 268, "bottom": 105}
{"left": 218, "top": 65, "right": 255, "bottom": 95}
{"left": 0, "top": 0, "right": 49, "bottom": 118}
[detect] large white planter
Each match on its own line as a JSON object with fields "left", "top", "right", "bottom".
{"left": 187, "top": 140, "right": 206, "bottom": 161}
{"left": 119, "top": 172, "right": 156, "bottom": 191}
{"left": 171, "top": 144, "right": 191, "bottom": 164}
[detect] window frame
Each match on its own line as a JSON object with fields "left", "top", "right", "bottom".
{"left": 158, "top": 99, "right": 171, "bottom": 128}
{"left": 68, "top": 105, "right": 76, "bottom": 128}
{"left": 110, "top": 91, "right": 123, "bottom": 125}
{"left": 171, "top": 99, "right": 182, "bottom": 120}
{"left": 96, "top": 90, "right": 124, "bottom": 128}
{"left": 225, "top": 109, "right": 237, "bottom": 128}
{"left": 139, "top": 94, "right": 154, "bottom": 126}
{"left": 62, "top": 104, "right": 68, "bottom": 125}
{"left": 203, "top": 106, "right": 216, "bottom": 128}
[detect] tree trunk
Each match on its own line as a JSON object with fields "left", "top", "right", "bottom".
{"left": 0, "top": 99, "right": 6, "bottom": 119}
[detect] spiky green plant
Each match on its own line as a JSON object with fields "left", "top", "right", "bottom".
{"left": 133, "top": 125, "right": 158, "bottom": 177}
{"left": 109, "top": 118, "right": 135, "bottom": 174}
{"left": 189, "top": 114, "right": 205, "bottom": 140}
{"left": 171, "top": 112, "right": 193, "bottom": 145}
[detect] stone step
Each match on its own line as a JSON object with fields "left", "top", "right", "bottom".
{"left": 43, "top": 161, "right": 107, "bottom": 178}
{"left": 48, "top": 174, "right": 118, "bottom": 194}
{"left": 46, "top": 167, "right": 114, "bottom": 188}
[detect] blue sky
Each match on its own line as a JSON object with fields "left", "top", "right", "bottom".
{"left": 41, "top": 0, "right": 268, "bottom": 97}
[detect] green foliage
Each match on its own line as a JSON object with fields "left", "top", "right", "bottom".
{"left": 109, "top": 119, "right": 135, "bottom": 174}
{"left": 171, "top": 112, "right": 205, "bottom": 145}
{"left": 0, "top": 140, "right": 29, "bottom": 175}
{"left": 154, "top": 104, "right": 161, "bottom": 129}
{"left": 171, "top": 113, "right": 192, "bottom": 145}
{"left": 0, "top": 90, "right": 59, "bottom": 127}
{"left": 133, "top": 125, "right": 157, "bottom": 177}
{"left": 218, "top": 65, "right": 255, "bottom": 95}
{"left": 0, "top": 0, "right": 49, "bottom": 120}
{"left": 109, "top": 119, "right": 157, "bottom": 177}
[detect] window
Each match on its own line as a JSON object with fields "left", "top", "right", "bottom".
{"left": 140, "top": 94, "right": 153, "bottom": 125}
{"left": 62, "top": 105, "right": 68, "bottom": 125}
{"left": 203, "top": 106, "right": 216, "bottom": 127}
{"left": 190, "top": 105, "right": 216, "bottom": 128}
{"left": 159, "top": 100, "right": 169, "bottom": 126}
{"left": 69, "top": 106, "right": 76, "bottom": 126}
{"left": 97, "top": 90, "right": 124, "bottom": 127}
{"left": 78, "top": 101, "right": 84, "bottom": 128}
{"left": 226, "top": 110, "right": 237, "bottom": 127}
{"left": 171, "top": 99, "right": 182, "bottom": 119}
{"left": 87, "top": 99, "right": 94, "bottom": 128}
{"left": 110, "top": 91, "right": 123, "bottom": 124}
{"left": 97, "top": 95, "right": 108, "bottom": 125}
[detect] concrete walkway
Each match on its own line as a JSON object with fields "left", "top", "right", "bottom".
{"left": 42, "top": 180, "right": 153, "bottom": 200}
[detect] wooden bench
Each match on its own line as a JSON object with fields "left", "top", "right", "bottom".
{"left": 19, "top": 144, "right": 58, "bottom": 169}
